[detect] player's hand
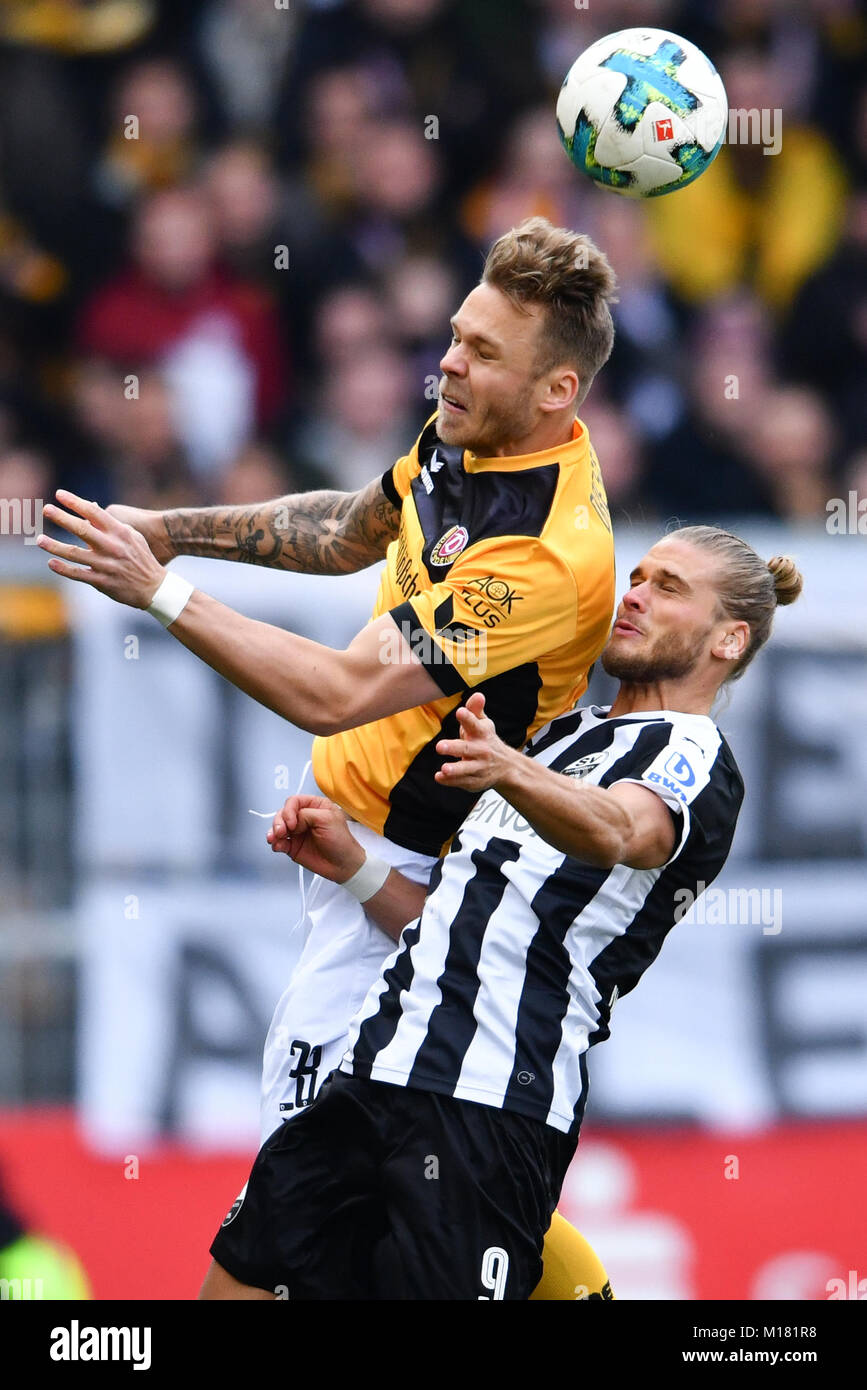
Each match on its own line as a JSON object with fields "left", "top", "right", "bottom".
{"left": 105, "top": 503, "right": 175, "bottom": 566}
{"left": 267, "top": 794, "right": 366, "bottom": 883}
{"left": 434, "top": 692, "right": 518, "bottom": 792}
{"left": 37, "top": 490, "right": 166, "bottom": 609}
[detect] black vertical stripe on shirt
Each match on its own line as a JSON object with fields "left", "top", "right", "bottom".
{"left": 592, "top": 721, "right": 678, "bottom": 784}
{"left": 408, "top": 838, "right": 522, "bottom": 1085}
{"left": 350, "top": 845, "right": 450, "bottom": 1070}
{"left": 504, "top": 855, "right": 612, "bottom": 1115}
{"left": 351, "top": 918, "right": 423, "bottom": 1070}
{"left": 539, "top": 713, "right": 623, "bottom": 772}
{"left": 570, "top": 1052, "right": 591, "bottom": 1134}
{"left": 527, "top": 706, "right": 592, "bottom": 757}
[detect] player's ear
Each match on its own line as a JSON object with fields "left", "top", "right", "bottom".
{"left": 539, "top": 367, "right": 580, "bottom": 413}
{"left": 711, "top": 621, "right": 749, "bottom": 663}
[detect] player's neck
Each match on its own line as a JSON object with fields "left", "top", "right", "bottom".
{"left": 484, "top": 412, "right": 578, "bottom": 459}
{"left": 608, "top": 680, "right": 716, "bottom": 718}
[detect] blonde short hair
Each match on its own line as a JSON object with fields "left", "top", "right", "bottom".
{"left": 482, "top": 216, "right": 618, "bottom": 405}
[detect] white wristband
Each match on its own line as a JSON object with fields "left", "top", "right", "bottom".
{"left": 147, "top": 573, "right": 195, "bottom": 627}
{"left": 341, "top": 854, "right": 391, "bottom": 903}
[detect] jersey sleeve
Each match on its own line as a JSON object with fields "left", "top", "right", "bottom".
{"left": 387, "top": 535, "right": 579, "bottom": 696}
{"left": 609, "top": 728, "right": 725, "bottom": 866}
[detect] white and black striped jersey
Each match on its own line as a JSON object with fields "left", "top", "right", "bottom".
{"left": 340, "top": 703, "right": 744, "bottom": 1136}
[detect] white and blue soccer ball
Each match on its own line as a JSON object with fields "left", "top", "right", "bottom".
{"left": 556, "top": 27, "right": 728, "bottom": 198}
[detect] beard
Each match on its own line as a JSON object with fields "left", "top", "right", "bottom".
{"left": 437, "top": 389, "right": 539, "bottom": 456}
{"left": 601, "top": 625, "right": 710, "bottom": 684}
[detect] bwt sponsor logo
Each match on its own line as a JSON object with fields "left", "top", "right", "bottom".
{"left": 50, "top": 1320, "right": 152, "bottom": 1370}
{"left": 674, "top": 881, "right": 783, "bottom": 935}
{"left": 645, "top": 751, "right": 695, "bottom": 805}
{"left": 0, "top": 496, "right": 43, "bottom": 543}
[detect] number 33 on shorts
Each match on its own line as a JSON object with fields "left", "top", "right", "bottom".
{"left": 278, "top": 1039, "right": 322, "bottom": 1114}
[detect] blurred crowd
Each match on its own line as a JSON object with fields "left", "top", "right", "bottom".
{"left": 0, "top": 0, "right": 865, "bottom": 530}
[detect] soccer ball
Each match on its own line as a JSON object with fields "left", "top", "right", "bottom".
{"left": 556, "top": 27, "right": 728, "bottom": 198}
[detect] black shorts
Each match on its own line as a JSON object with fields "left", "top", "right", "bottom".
{"left": 210, "top": 1070, "right": 575, "bottom": 1300}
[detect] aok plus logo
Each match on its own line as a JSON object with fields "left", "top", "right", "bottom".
{"left": 459, "top": 574, "right": 523, "bottom": 628}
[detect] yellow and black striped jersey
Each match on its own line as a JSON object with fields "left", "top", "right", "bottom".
{"left": 312, "top": 414, "right": 615, "bottom": 856}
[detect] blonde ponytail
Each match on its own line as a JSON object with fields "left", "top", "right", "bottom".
{"left": 767, "top": 555, "right": 804, "bottom": 607}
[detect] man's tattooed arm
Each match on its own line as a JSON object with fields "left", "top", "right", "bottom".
{"left": 110, "top": 476, "right": 400, "bottom": 575}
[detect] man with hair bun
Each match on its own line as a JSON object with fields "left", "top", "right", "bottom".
{"left": 40, "top": 218, "right": 621, "bottom": 1299}
{"left": 203, "top": 526, "right": 802, "bottom": 1300}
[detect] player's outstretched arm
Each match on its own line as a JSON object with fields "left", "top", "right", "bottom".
{"left": 436, "top": 695, "right": 676, "bottom": 870}
{"left": 37, "top": 491, "right": 442, "bottom": 734}
{"left": 106, "top": 475, "right": 400, "bottom": 574}
{"left": 267, "top": 795, "right": 428, "bottom": 941}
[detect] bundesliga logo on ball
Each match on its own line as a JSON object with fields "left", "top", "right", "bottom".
{"left": 556, "top": 27, "right": 728, "bottom": 198}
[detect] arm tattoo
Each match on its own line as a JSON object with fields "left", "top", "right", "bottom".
{"left": 161, "top": 477, "right": 401, "bottom": 575}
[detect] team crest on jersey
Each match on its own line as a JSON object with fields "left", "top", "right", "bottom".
{"left": 562, "top": 751, "right": 607, "bottom": 780}
{"left": 431, "top": 525, "right": 469, "bottom": 565}
{"left": 221, "top": 1181, "right": 248, "bottom": 1227}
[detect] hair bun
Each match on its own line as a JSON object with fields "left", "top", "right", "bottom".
{"left": 768, "top": 555, "right": 804, "bottom": 607}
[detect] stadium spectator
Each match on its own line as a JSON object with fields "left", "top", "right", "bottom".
{"left": 744, "top": 386, "right": 837, "bottom": 523}
{"left": 290, "top": 344, "right": 416, "bottom": 492}
{"left": 579, "top": 399, "right": 649, "bottom": 523}
{"left": 384, "top": 251, "right": 461, "bottom": 391}
{"left": 643, "top": 46, "right": 849, "bottom": 309}
{"left": 344, "top": 118, "right": 445, "bottom": 273}
{"left": 644, "top": 297, "right": 779, "bottom": 520}
{"left": 93, "top": 58, "right": 202, "bottom": 211}
{"left": 77, "top": 186, "right": 289, "bottom": 460}
{"left": 460, "top": 104, "right": 585, "bottom": 248}
{"left": 216, "top": 440, "right": 297, "bottom": 506}
{"left": 312, "top": 282, "right": 391, "bottom": 373}
{"left": 197, "top": 0, "right": 299, "bottom": 132}
{"left": 278, "top": 0, "right": 538, "bottom": 198}
{"left": 585, "top": 197, "right": 685, "bottom": 447}
{"left": 777, "top": 187, "right": 867, "bottom": 461}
